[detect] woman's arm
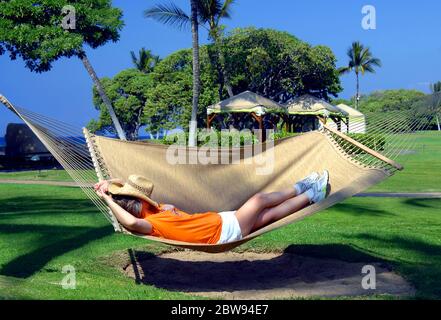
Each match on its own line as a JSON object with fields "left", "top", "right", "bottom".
{"left": 99, "top": 192, "right": 152, "bottom": 235}
{"left": 94, "top": 178, "right": 125, "bottom": 194}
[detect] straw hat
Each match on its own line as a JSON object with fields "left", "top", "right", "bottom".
{"left": 108, "top": 175, "right": 159, "bottom": 208}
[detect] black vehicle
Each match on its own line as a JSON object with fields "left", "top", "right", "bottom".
{"left": 0, "top": 123, "right": 60, "bottom": 170}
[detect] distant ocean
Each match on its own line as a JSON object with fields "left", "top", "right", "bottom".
{"left": 0, "top": 137, "right": 5, "bottom": 147}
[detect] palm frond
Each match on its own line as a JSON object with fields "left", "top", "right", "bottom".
{"left": 130, "top": 50, "right": 140, "bottom": 69}
{"left": 130, "top": 48, "right": 160, "bottom": 73}
{"left": 354, "top": 45, "right": 364, "bottom": 65}
{"left": 197, "top": 0, "right": 235, "bottom": 26}
{"left": 368, "top": 57, "right": 382, "bottom": 67}
{"left": 196, "top": 0, "right": 212, "bottom": 24}
{"left": 139, "top": 48, "right": 148, "bottom": 62}
{"left": 360, "top": 47, "right": 372, "bottom": 64}
{"left": 347, "top": 47, "right": 355, "bottom": 64}
{"left": 144, "top": 3, "right": 190, "bottom": 30}
{"left": 362, "top": 64, "right": 375, "bottom": 74}
{"left": 431, "top": 82, "right": 441, "bottom": 93}
{"left": 197, "top": 0, "right": 221, "bottom": 23}
{"left": 338, "top": 66, "right": 352, "bottom": 75}
{"left": 343, "top": 41, "right": 381, "bottom": 75}
{"left": 220, "top": 0, "right": 235, "bottom": 19}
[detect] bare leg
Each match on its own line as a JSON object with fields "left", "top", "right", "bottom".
{"left": 235, "top": 188, "right": 298, "bottom": 236}
{"left": 251, "top": 193, "right": 310, "bottom": 232}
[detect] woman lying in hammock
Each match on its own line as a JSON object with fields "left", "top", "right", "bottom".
{"left": 95, "top": 172, "right": 329, "bottom": 245}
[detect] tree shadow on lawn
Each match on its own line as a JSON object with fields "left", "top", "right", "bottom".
{"left": 0, "top": 196, "right": 95, "bottom": 217}
{"left": 332, "top": 202, "right": 395, "bottom": 217}
{"left": 348, "top": 233, "right": 441, "bottom": 262}
{"left": 0, "top": 195, "right": 116, "bottom": 278}
{"left": 403, "top": 198, "right": 441, "bottom": 210}
{"left": 129, "top": 244, "right": 391, "bottom": 294}
{"left": 347, "top": 233, "right": 441, "bottom": 298}
{"left": 0, "top": 223, "right": 113, "bottom": 278}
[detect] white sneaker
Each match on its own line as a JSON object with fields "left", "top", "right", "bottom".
{"left": 294, "top": 172, "right": 320, "bottom": 195}
{"left": 310, "top": 170, "right": 329, "bottom": 204}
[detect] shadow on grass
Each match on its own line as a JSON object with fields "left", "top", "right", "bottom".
{"left": 403, "top": 198, "right": 441, "bottom": 210}
{"left": 0, "top": 196, "right": 95, "bottom": 218}
{"left": 332, "top": 202, "right": 395, "bottom": 217}
{"left": 0, "top": 224, "right": 113, "bottom": 278}
{"left": 348, "top": 233, "right": 441, "bottom": 261}
{"left": 129, "top": 244, "right": 388, "bottom": 293}
{"left": 346, "top": 233, "right": 441, "bottom": 298}
{"left": 0, "top": 195, "right": 113, "bottom": 278}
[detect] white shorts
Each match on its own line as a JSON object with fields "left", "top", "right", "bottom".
{"left": 217, "top": 211, "right": 243, "bottom": 244}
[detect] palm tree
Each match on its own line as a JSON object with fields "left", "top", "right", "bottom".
{"left": 339, "top": 41, "right": 382, "bottom": 109}
{"left": 196, "top": 0, "right": 235, "bottom": 98}
{"left": 430, "top": 81, "right": 441, "bottom": 131}
{"left": 188, "top": 0, "right": 200, "bottom": 147}
{"left": 144, "top": 1, "right": 200, "bottom": 146}
{"left": 79, "top": 51, "right": 126, "bottom": 140}
{"left": 144, "top": 0, "right": 235, "bottom": 98}
{"left": 130, "top": 48, "right": 160, "bottom": 73}
{"left": 431, "top": 81, "right": 441, "bottom": 94}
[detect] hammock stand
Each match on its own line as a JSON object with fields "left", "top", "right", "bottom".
{"left": 0, "top": 94, "right": 432, "bottom": 253}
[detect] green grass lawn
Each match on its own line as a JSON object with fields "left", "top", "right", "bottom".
{"left": 1, "top": 183, "right": 440, "bottom": 299}
{"left": 369, "top": 131, "right": 441, "bottom": 193}
{"left": 0, "top": 170, "right": 73, "bottom": 182}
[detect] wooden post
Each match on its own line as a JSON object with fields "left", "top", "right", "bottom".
{"left": 207, "top": 114, "right": 216, "bottom": 129}
{"left": 251, "top": 112, "right": 266, "bottom": 142}
{"left": 283, "top": 114, "right": 289, "bottom": 132}
{"left": 329, "top": 115, "right": 342, "bottom": 132}
{"left": 317, "top": 115, "right": 327, "bottom": 125}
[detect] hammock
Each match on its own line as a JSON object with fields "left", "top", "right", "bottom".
{"left": 0, "top": 94, "right": 434, "bottom": 253}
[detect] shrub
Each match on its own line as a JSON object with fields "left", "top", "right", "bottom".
{"left": 161, "top": 130, "right": 259, "bottom": 147}
{"left": 270, "top": 131, "right": 302, "bottom": 140}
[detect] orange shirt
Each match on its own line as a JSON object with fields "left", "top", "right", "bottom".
{"left": 140, "top": 203, "right": 222, "bottom": 244}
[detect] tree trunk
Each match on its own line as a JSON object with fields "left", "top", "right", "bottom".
{"left": 355, "top": 71, "right": 360, "bottom": 110}
{"left": 79, "top": 52, "right": 127, "bottom": 140}
{"left": 214, "top": 38, "right": 234, "bottom": 99}
{"left": 209, "top": 28, "right": 234, "bottom": 100}
{"left": 216, "top": 36, "right": 234, "bottom": 98}
{"left": 188, "top": 0, "right": 200, "bottom": 147}
{"left": 130, "top": 105, "right": 144, "bottom": 141}
{"left": 207, "top": 43, "right": 226, "bottom": 100}
{"left": 436, "top": 115, "right": 441, "bottom": 131}
{"left": 219, "top": 51, "right": 234, "bottom": 98}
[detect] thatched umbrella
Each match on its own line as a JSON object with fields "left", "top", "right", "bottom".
{"left": 207, "top": 91, "right": 285, "bottom": 140}
{"left": 286, "top": 94, "right": 348, "bottom": 132}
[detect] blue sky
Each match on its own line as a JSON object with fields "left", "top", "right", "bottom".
{"left": 1, "top": 0, "right": 440, "bottom": 136}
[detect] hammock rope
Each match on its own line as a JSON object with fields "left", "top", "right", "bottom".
{"left": 326, "top": 109, "right": 434, "bottom": 170}
{"left": 0, "top": 94, "right": 436, "bottom": 253}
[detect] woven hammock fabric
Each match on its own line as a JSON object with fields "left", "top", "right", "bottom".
{"left": 86, "top": 129, "right": 391, "bottom": 253}
{"left": 4, "top": 93, "right": 428, "bottom": 254}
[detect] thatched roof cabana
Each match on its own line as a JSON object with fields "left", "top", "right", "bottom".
{"left": 335, "top": 104, "right": 364, "bottom": 117}
{"left": 331, "top": 104, "right": 366, "bottom": 133}
{"left": 286, "top": 94, "right": 347, "bottom": 117}
{"left": 207, "top": 91, "right": 285, "bottom": 116}
{"left": 206, "top": 91, "right": 286, "bottom": 141}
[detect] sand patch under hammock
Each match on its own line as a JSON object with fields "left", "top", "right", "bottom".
{"left": 124, "top": 250, "right": 414, "bottom": 299}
